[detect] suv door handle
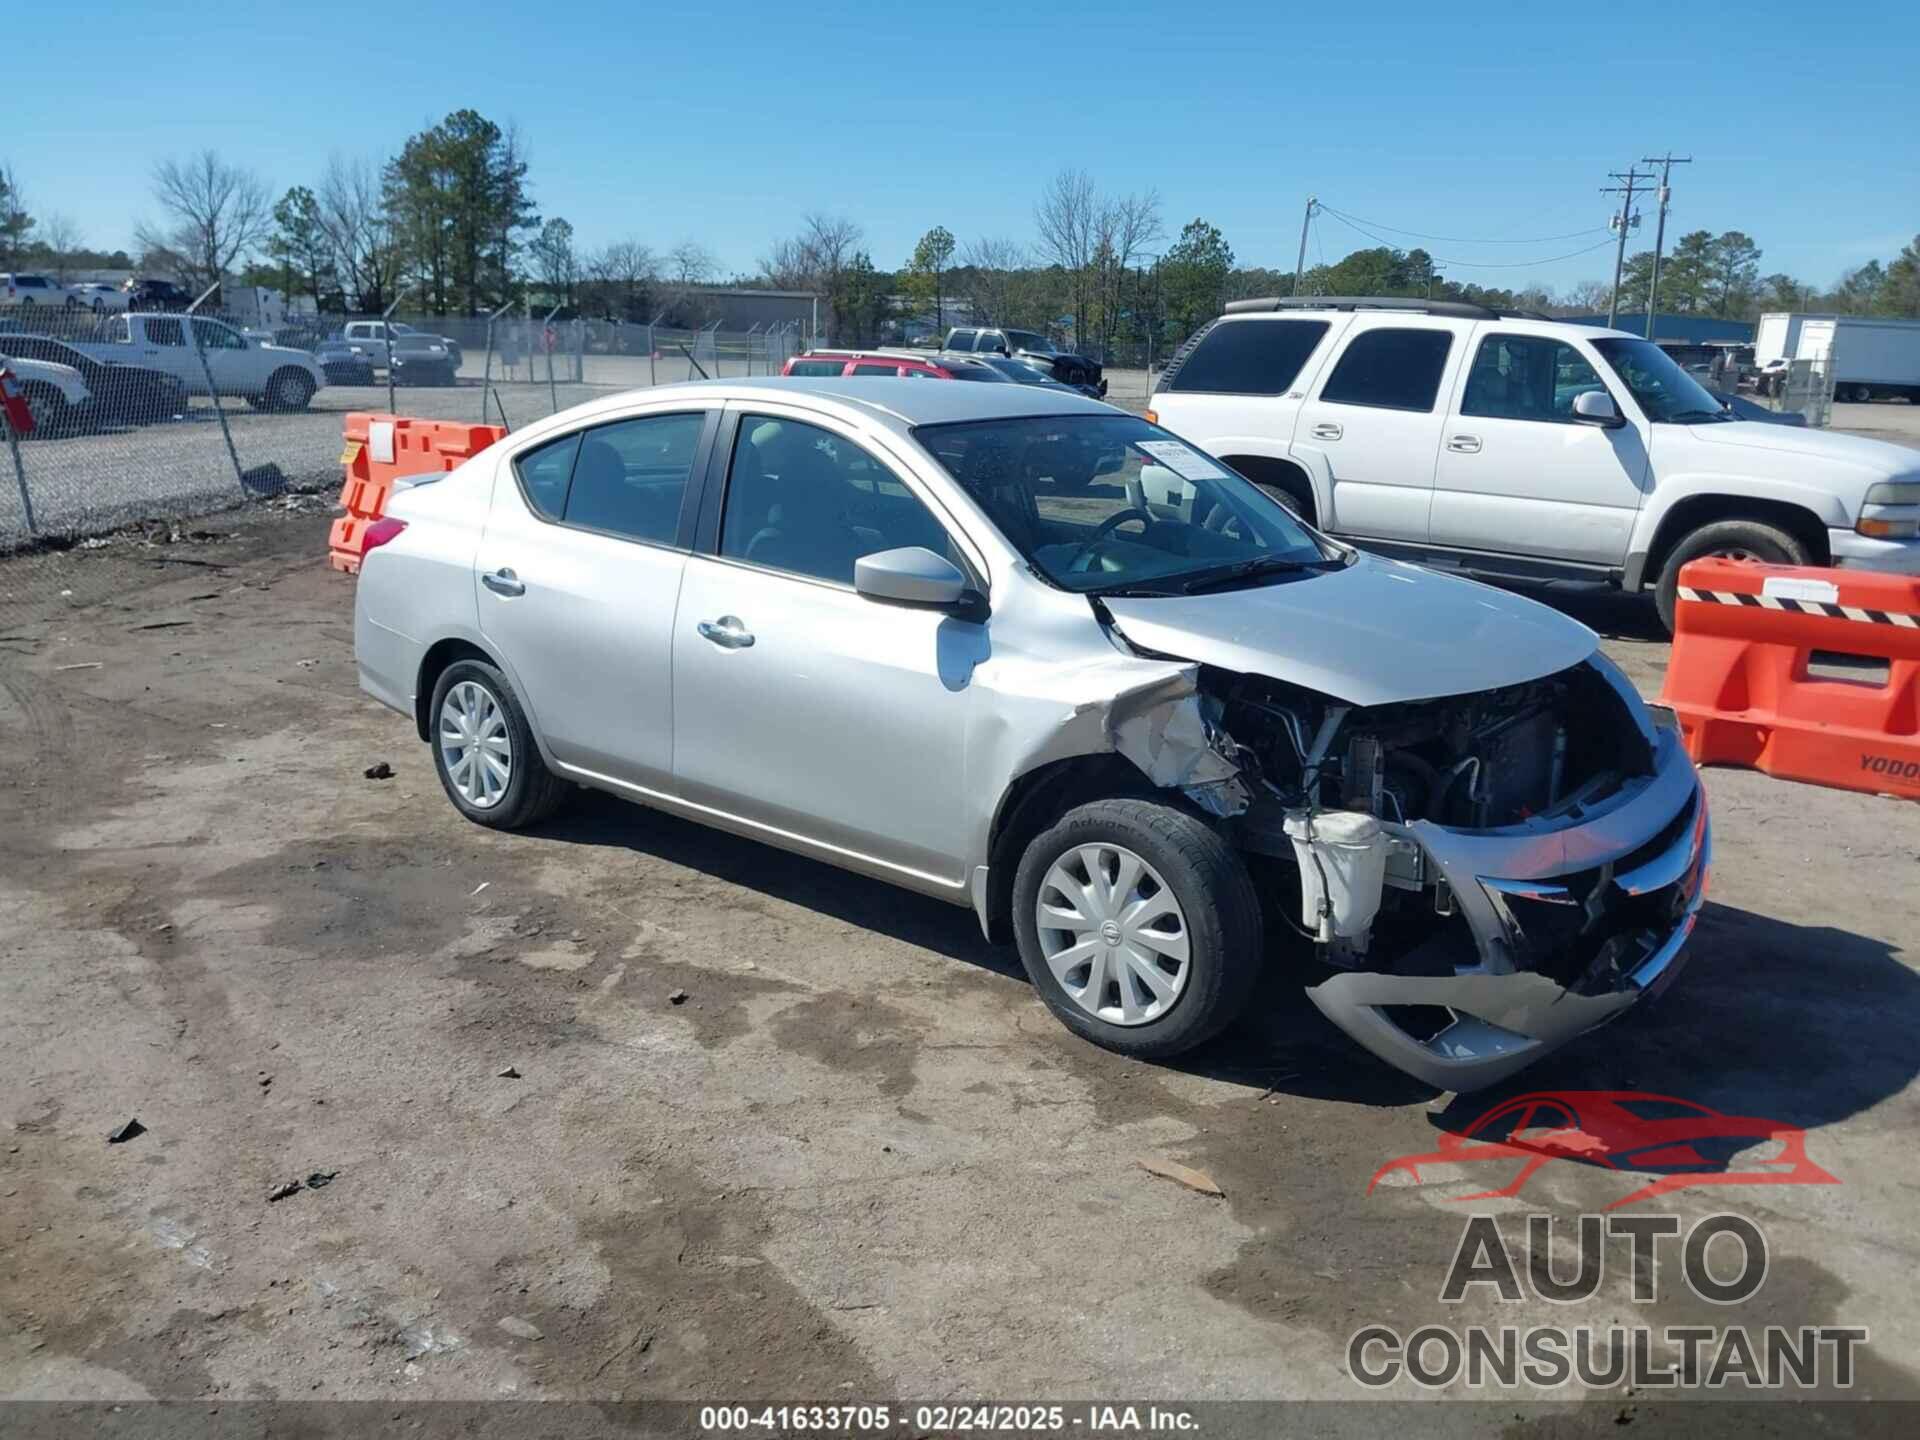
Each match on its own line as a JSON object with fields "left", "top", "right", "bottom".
{"left": 1446, "top": 434, "right": 1483, "bottom": 454}
{"left": 697, "top": 616, "right": 755, "bottom": 649}
{"left": 481, "top": 567, "right": 525, "bottom": 597}
{"left": 1310, "top": 422, "right": 1343, "bottom": 441}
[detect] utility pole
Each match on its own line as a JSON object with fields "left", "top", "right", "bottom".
{"left": 1292, "top": 196, "right": 1318, "bottom": 297}
{"left": 1601, "top": 168, "right": 1652, "bottom": 328}
{"left": 1640, "top": 153, "right": 1693, "bottom": 339}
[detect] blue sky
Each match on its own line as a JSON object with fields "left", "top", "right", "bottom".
{"left": 15, "top": 0, "right": 1917, "bottom": 291}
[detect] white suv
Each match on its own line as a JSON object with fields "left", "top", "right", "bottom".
{"left": 1148, "top": 297, "right": 1920, "bottom": 630}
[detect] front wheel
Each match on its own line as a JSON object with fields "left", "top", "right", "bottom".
{"left": 1653, "top": 518, "right": 1811, "bottom": 633}
{"left": 429, "top": 659, "right": 571, "bottom": 830}
{"left": 1012, "top": 798, "right": 1262, "bottom": 1059}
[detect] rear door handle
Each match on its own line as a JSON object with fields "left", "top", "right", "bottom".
{"left": 1446, "top": 434, "right": 1482, "bottom": 453}
{"left": 481, "top": 567, "right": 525, "bottom": 597}
{"left": 1310, "top": 422, "right": 1343, "bottom": 441}
{"left": 697, "top": 616, "right": 755, "bottom": 649}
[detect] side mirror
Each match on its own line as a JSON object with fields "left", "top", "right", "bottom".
{"left": 1572, "top": 390, "right": 1625, "bottom": 428}
{"left": 854, "top": 546, "right": 983, "bottom": 616}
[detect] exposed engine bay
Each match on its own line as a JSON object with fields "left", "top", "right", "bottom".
{"left": 1213, "top": 662, "right": 1656, "bottom": 830}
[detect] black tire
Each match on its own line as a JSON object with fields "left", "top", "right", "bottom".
{"left": 265, "top": 367, "right": 316, "bottom": 412}
{"left": 1012, "top": 798, "right": 1263, "bottom": 1059}
{"left": 428, "top": 659, "right": 570, "bottom": 831}
{"left": 1653, "top": 518, "right": 1811, "bottom": 634}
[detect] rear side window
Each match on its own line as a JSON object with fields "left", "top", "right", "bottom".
{"left": 947, "top": 331, "right": 975, "bottom": 351}
{"left": 787, "top": 359, "right": 845, "bottom": 377}
{"left": 1163, "top": 320, "right": 1330, "bottom": 395}
{"left": 849, "top": 363, "right": 899, "bottom": 376}
{"left": 562, "top": 412, "right": 704, "bottom": 545}
{"left": 512, "top": 432, "right": 581, "bottom": 520}
{"left": 1319, "top": 328, "right": 1453, "bottom": 412}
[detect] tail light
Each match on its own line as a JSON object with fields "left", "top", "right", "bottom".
{"left": 360, "top": 517, "right": 408, "bottom": 556}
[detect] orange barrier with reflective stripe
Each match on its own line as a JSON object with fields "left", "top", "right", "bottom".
{"left": 1657, "top": 557, "right": 1920, "bottom": 799}
{"left": 329, "top": 413, "right": 505, "bottom": 573}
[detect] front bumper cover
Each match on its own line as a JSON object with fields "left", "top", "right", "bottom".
{"left": 1306, "top": 729, "right": 1710, "bottom": 1091}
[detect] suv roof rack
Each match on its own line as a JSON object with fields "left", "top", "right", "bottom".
{"left": 1224, "top": 295, "right": 1511, "bottom": 321}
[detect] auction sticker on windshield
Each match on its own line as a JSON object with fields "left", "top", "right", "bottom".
{"left": 1136, "top": 439, "right": 1231, "bottom": 481}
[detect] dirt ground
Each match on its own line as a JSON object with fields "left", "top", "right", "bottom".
{"left": 3, "top": 504, "right": 1919, "bottom": 1421}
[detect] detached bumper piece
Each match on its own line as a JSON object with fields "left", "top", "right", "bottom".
{"left": 1307, "top": 735, "right": 1709, "bottom": 1091}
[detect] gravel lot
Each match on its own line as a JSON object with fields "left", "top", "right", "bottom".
{"left": 2, "top": 484, "right": 1918, "bottom": 1420}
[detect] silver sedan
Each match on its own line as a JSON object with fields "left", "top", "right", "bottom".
{"left": 355, "top": 378, "right": 1707, "bottom": 1090}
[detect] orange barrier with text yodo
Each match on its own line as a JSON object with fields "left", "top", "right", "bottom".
{"left": 1657, "top": 557, "right": 1920, "bottom": 799}
{"left": 329, "top": 414, "right": 505, "bottom": 573}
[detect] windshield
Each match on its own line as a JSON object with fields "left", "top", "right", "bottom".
{"left": 916, "top": 413, "right": 1336, "bottom": 595}
{"left": 1005, "top": 330, "right": 1057, "bottom": 356}
{"left": 1590, "top": 337, "right": 1730, "bottom": 422}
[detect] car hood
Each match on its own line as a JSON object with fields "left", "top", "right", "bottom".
{"left": 1681, "top": 419, "right": 1920, "bottom": 475}
{"left": 1100, "top": 554, "right": 1598, "bottom": 706}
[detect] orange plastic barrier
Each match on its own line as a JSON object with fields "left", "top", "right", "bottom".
{"left": 1658, "top": 557, "right": 1920, "bottom": 799}
{"left": 329, "top": 413, "right": 505, "bottom": 573}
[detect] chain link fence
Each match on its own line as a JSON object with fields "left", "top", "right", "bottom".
{"left": 0, "top": 306, "right": 806, "bottom": 562}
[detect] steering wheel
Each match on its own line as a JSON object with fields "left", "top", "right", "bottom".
{"left": 1066, "top": 507, "right": 1156, "bottom": 573}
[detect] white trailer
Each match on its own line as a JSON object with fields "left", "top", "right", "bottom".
{"left": 1763, "top": 311, "right": 1920, "bottom": 402}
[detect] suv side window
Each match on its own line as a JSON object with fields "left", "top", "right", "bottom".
{"left": 1462, "top": 335, "right": 1608, "bottom": 422}
{"left": 787, "top": 359, "right": 846, "bottom": 377}
{"left": 562, "top": 412, "right": 704, "bottom": 545}
{"left": 720, "top": 415, "right": 951, "bottom": 585}
{"left": 947, "top": 330, "right": 975, "bottom": 351}
{"left": 1319, "top": 328, "right": 1453, "bottom": 412}
{"left": 849, "top": 362, "right": 899, "bottom": 376}
{"left": 1163, "top": 319, "right": 1330, "bottom": 395}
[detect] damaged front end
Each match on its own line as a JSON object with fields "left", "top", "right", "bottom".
{"left": 1109, "top": 652, "right": 1710, "bottom": 1091}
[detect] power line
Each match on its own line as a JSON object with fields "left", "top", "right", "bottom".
{"left": 1315, "top": 204, "right": 1608, "bottom": 246}
{"left": 1318, "top": 208, "right": 1616, "bottom": 269}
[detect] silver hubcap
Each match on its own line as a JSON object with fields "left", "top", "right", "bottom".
{"left": 1036, "top": 843, "right": 1190, "bottom": 1026}
{"left": 439, "top": 680, "right": 512, "bottom": 808}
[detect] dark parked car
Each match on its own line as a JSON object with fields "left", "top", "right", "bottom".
{"left": 964, "top": 352, "right": 1108, "bottom": 400}
{"left": 122, "top": 278, "right": 195, "bottom": 312}
{"left": 0, "top": 333, "right": 188, "bottom": 426}
{"left": 945, "top": 326, "right": 1106, "bottom": 395}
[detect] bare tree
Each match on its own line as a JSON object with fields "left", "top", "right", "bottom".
{"left": 1556, "top": 278, "right": 1615, "bottom": 315}
{"left": 667, "top": 240, "right": 718, "bottom": 287}
{"left": 958, "top": 236, "right": 1033, "bottom": 328}
{"left": 40, "top": 214, "right": 81, "bottom": 282}
{"left": 1034, "top": 169, "right": 1099, "bottom": 342}
{"left": 135, "top": 151, "right": 272, "bottom": 293}
{"left": 0, "top": 162, "right": 34, "bottom": 269}
{"left": 585, "top": 239, "right": 657, "bottom": 319}
{"left": 318, "top": 155, "right": 403, "bottom": 311}
{"left": 758, "top": 214, "right": 862, "bottom": 336}
{"left": 1092, "top": 188, "right": 1162, "bottom": 354}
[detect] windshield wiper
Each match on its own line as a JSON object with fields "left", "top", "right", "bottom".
{"left": 1666, "top": 408, "right": 1730, "bottom": 423}
{"left": 1176, "top": 554, "right": 1328, "bottom": 594}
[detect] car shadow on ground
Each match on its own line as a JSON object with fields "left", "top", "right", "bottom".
{"left": 532, "top": 795, "right": 1912, "bottom": 1129}
{"left": 1430, "top": 900, "right": 1919, "bottom": 1145}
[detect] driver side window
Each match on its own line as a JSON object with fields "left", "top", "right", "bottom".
{"left": 719, "top": 415, "right": 952, "bottom": 586}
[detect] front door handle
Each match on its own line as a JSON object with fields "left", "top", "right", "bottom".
{"left": 1446, "top": 434, "right": 1483, "bottom": 454}
{"left": 481, "top": 567, "right": 525, "bottom": 597}
{"left": 1310, "top": 422, "right": 1343, "bottom": 441}
{"left": 697, "top": 616, "right": 755, "bottom": 649}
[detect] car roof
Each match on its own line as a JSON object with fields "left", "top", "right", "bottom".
{"left": 517, "top": 376, "right": 1115, "bottom": 441}
{"left": 1218, "top": 306, "right": 1646, "bottom": 342}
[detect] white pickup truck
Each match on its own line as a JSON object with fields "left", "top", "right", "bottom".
{"left": 1149, "top": 297, "right": 1920, "bottom": 630}
{"left": 74, "top": 313, "right": 326, "bottom": 412}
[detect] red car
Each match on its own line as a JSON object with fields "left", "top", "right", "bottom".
{"left": 1368, "top": 1090, "right": 1838, "bottom": 1210}
{"left": 781, "top": 349, "right": 1008, "bottom": 382}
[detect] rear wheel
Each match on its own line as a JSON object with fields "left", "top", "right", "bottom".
{"left": 429, "top": 659, "right": 570, "bottom": 830}
{"left": 1012, "top": 798, "right": 1262, "bottom": 1059}
{"left": 1653, "top": 518, "right": 1810, "bottom": 633}
{"left": 264, "top": 367, "right": 316, "bottom": 412}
